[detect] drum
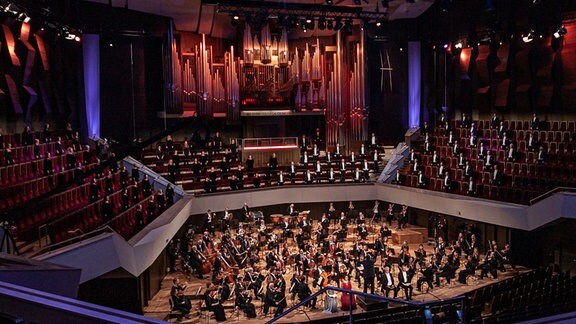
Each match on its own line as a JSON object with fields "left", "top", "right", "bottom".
{"left": 466, "top": 275, "right": 477, "bottom": 285}
{"left": 270, "top": 214, "right": 282, "bottom": 224}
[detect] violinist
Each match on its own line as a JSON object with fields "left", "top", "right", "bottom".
{"left": 500, "top": 244, "right": 515, "bottom": 270}
{"left": 264, "top": 278, "right": 287, "bottom": 317}
{"left": 417, "top": 261, "right": 435, "bottom": 293}
{"left": 458, "top": 255, "right": 477, "bottom": 284}
{"left": 415, "top": 244, "right": 427, "bottom": 268}
{"left": 435, "top": 258, "right": 453, "bottom": 287}
{"left": 358, "top": 223, "right": 368, "bottom": 240}
{"left": 480, "top": 251, "right": 498, "bottom": 279}
{"left": 170, "top": 278, "right": 191, "bottom": 316}
{"left": 205, "top": 284, "right": 227, "bottom": 322}
{"left": 236, "top": 278, "right": 256, "bottom": 318}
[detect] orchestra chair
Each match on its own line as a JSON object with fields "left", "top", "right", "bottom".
{"left": 166, "top": 298, "right": 186, "bottom": 322}
{"left": 201, "top": 301, "right": 215, "bottom": 324}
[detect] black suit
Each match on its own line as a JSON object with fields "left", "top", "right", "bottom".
{"left": 398, "top": 270, "right": 413, "bottom": 300}
{"left": 380, "top": 272, "right": 399, "bottom": 298}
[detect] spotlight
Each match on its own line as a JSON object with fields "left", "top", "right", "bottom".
{"left": 554, "top": 26, "right": 567, "bottom": 39}
{"left": 326, "top": 0, "right": 333, "bottom": 4}
{"left": 522, "top": 30, "right": 534, "bottom": 43}
{"left": 344, "top": 19, "right": 353, "bottom": 34}
{"left": 75, "top": 36, "right": 81, "bottom": 42}
{"left": 318, "top": 17, "right": 326, "bottom": 30}
{"left": 334, "top": 18, "right": 343, "bottom": 31}
{"left": 443, "top": 43, "right": 449, "bottom": 49}
{"left": 454, "top": 41, "right": 463, "bottom": 49}
{"left": 376, "top": 21, "right": 382, "bottom": 27}
{"left": 231, "top": 15, "right": 239, "bottom": 26}
{"left": 306, "top": 17, "right": 315, "bottom": 30}
{"left": 233, "top": 14, "right": 239, "bottom": 20}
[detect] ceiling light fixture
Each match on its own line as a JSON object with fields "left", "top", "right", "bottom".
{"left": 554, "top": 26, "right": 567, "bottom": 39}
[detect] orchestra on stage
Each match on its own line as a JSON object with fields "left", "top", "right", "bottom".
{"left": 171, "top": 201, "right": 515, "bottom": 320}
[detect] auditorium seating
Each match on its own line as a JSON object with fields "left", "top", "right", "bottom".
{"left": 467, "top": 267, "right": 576, "bottom": 323}
{"left": 400, "top": 118, "right": 576, "bottom": 204}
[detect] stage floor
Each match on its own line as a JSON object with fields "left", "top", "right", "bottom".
{"left": 143, "top": 221, "right": 526, "bottom": 323}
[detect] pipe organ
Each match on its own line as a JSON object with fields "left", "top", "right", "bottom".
{"left": 167, "top": 24, "right": 367, "bottom": 148}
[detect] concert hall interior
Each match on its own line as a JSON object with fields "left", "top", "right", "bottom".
{"left": 1, "top": 0, "right": 576, "bottom": 323}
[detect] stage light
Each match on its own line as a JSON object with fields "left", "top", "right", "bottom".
{"left": 344, "top": 19, "right": 353, "bottom": 34}
{"left": 554, "top": 26, "right": 567, "bottom": 39}
{"left": 376, "top": 21, "right": 382, "bottom": 27}
{"left": 326, "top": 0, "right": 333, "bottom": 4}
{"left": 306, "top": 17, "right": 315, "bottom": 29}
{"left": 327, "top": 19, "right": 334, "bottom": 30}
{"left": 443, "top": 43, "right": 449, "bottom": 49}
{"left": 454, "top": 41, "right": 463, "bottom": 49}
{"left": 318, "top": 17, "right": 326, "bottom": 30}
{"left": 75, "top": 36, "right": 81, "bottom": 42}
{"left": 306, "top": 17, "right": 312, "bottom": 24}
{"left": 231, "top": 15, "right": 239, "bottom": 26}
{"left": 522, "top": 30, "right": 534, "bottom": 43}
{"left": 334, "top": 18, "right": 343, "bottom": 31}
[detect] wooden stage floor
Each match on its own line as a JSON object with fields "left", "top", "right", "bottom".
{"left": 143, "top": 222, "right": 527, "bottom": 323}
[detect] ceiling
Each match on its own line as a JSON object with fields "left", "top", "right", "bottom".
{"left": 85, "top": 0, "right": 435, "bottom": 38}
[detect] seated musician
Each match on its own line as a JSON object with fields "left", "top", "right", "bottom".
{"left": 237, "top": 279, "right": 257, "bottom": 318}
{"left": 332, "top": 222, "right": 347, "bottom": 242}
{"left": 500, "top": 244, "right": 515, "bottom": 270}
{"left": 205, "top": 284, "right": 227, "bottom": 322}
{"left": 480, "top": 251, "right": 499, "bottom": 279}
{"left": 379, "top": 266, "right": 399, "bottom": 298}
{"left": 458, "top": 255, "right": 477, "bottom": 284}
{"left": 287, "top": 203, "right": 298, "bottom": 216}
{"left": 264, "top": 279, "right": 287, "bottom": 317}
{"left": 171, "top": 278, "right": 192, "bottom": 317}
{"left": 414, "top": 244, "right": 427, "bottom": 267}
{"left": 280, "top": 217, "right": 293, "bottom": 238}
{"left": 304, "top": 169, "right": 314, "bottom": 184}
{"left": 417, "top": 261, "right": 436, "bottom": 292}
{"left": 435, "top": 258, "right": 453, "bottom": 286}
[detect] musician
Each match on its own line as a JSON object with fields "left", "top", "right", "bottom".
{"left": 287, "top": 203, "right": 298, "bottom": 216}
{"left": 417, "top": 261, "right": 436, "bottom": 292}
{"left": 386, "top": 204, "right": 395, "bottom": 227}
{"left": 264, "top": 279, "right": 287, "bottom": 317}
{"left": 361, "top": 253, "right": 376, "bottom": 294}
{"left": 435, "top": 258, "right": 453, "bottom": 287}
{"left": 301, "top": 151, "right": 310, "bottom": 168}
{"left": 415, "top": 244, "right": 427, "bottom": 267}
{"left": 205, "top": 285, "right": 227, "bottom": 322}
{"left": 236, "top": 279, "right": 256, "bottom": 318}
{"left": 297, "top": 274, "right": 317, "bottom": 309}
{"left": 358, "top": 223, "right": 368, "bottom": 240}
{"left": 477, "top": 142, "right": 486, "bottom": 159}
{"left": 500, "top": 244, "right": 515, "bottom": 270}
{"left": 374, "top": 234, "right": 387, "bottom": 261}
{"left": 204, "top": 210, "right": 214, "bottom": 233}
{"left": 417, "top": 170, "right": 427, "bottom": 188}
{"left": 527, "top": 132, "right": 537, "bottom": 151}
{"left": 443, "top": 171, "right": 453, "bottom": 192}
{"left": 379, "top": 266, "right": 399, "bottom": 298}
{"left": 531, "top": 113, "right": 540, "bottom": 130}
{"left": 507, "top": 143, "right": 516, "bottom": 162}
{"left": 452, "top": 141, "right": 461, "bottom": 156}
{"left": 171, "top": 278, "right": 192, "bottom": 317}
{"left": 188, "top": 246, "right": 206, "bottom": 279}
{"left": 480, "top": 251, "right": 499, "bottom": 279}
{"left": 497, "top": 121, "right": 507, "bottom": 139}
{"left": 280, "top": 217, "right": 293, "bottom": 238}
{"left": 458, "top": 255, "right": 477, "bottom": 284}
{"left": 398, "top": 205, "right": 408, "bottom": 230}
{"left": 398, "top": 265, "right": 413, "bottom": 301}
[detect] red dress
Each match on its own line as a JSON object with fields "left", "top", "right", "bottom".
{"left": 340, "top": 280, "right": 357, "bottom": 310}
